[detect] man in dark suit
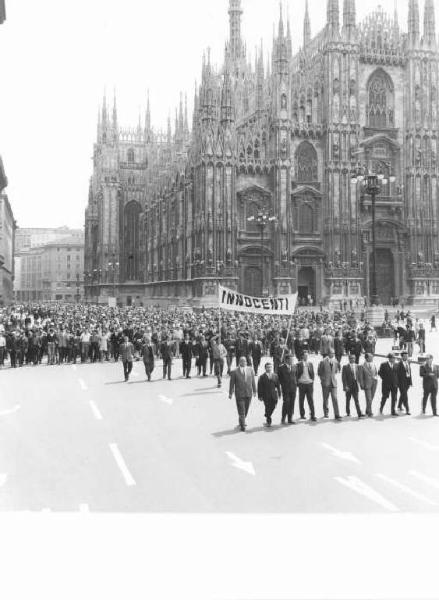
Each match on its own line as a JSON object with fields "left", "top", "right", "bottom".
{"left": 195, "top": 334, "right": 209, "bottom": 376}
{"left": 160, "top": 335, "right": 174, "bottom": 380}
{"left": 296, "top": 350, "right": 316, "bottom": 421}
{"left": 120, "top": 335, "right": 134, "bottom": 382}
{"left": 318, "top": 348, "right": 341, "bottom": 420}
{"left": 396, "top": 350, "right": 412, "bottom": 415}
{"left": 378, "top": 353, "right": 399, "bottom": 416}
{"left": 142, "top": 336, "right": 155, "bottom": 382}
{"left": 278, "top": 353, "right": 297, "bottom": 424}
{"left": 257, "top": 362, "right": 281, "bottom": 427}
{"left": 358, "top": 353, "right": 378, "bottom": 417}
{"left": 229, "top": 356, "right": 257, "bottom": 431}
{"left": 419, "top": 354, "right": 439, "bottom": 416}
{"left": 342, "top": 354, "right": 364, "bottom": 418}
{"left": 180, "top": 333, "right": 193, "bottom": 379}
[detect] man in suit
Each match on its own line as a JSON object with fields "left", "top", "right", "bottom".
{"left": 257, "top": 362, "right": 281, "bottom": 427}
{"left": 229, "top": 356, "right": 257, "bottom": 431}
{"left": 358, "top": 352, "right": 378, "bottom": 417}
{"left": 419, "top": 354, "right": 439, "bottom": 416}
{"left": 378, "top": 353, "right": 399, "bottom": 416}
{"left": 180, "top": 333, "right": 193, "bottom": 379}
{"left": 296, "top": 350, "right": 317, "bottom": 421}
{"left": 195, "top": 334, "right": 209, "bottom": 376}
{"left": 318, "top": 348, "right": 342, "bottom": 420}
{"left": 342, "top": 353, "right": 364, "bottom": 418}
{"left": 278, "top": 353, "right": 297, "bottom": 424}
{"left": 396, "top": 350, "right": 412, "bottom": 415}
{"left": 320, "top": 328, "right": 334, "bottom": 358}
{"left": 120, "top": 335, "right": 134, "bottom": 382}
{"left": 160, "top": 335, "right": 174, "bottom": 380}
{"left": 142, "top": 336, "right": 155, "bottom": 382}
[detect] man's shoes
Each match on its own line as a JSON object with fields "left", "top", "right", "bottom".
{"left": 281, "top": 419, "right": 286, "bottom": 425}
{"left": 398, "top": 407, "right": 403, "bottom": 412}
{"left": 300, "top": 416, "right": 306, "bottom": 420}
{"left": 288, "top": 419, "right": 294, "bottom": 424}
{"left": 217, "top": 383, "right": 221, "bottom": 388}
{"left": 264, "top": 421, "right": 271, "bottom": 428}
{"left": 186, "top": 375, "right": 191, "bottom": 379}
{"left": 124, "top": 377, "right": 128, "bottom": 382}
{"left": 346, "top": 413, "right": 350, "bottom": 418}
{"left": 358, "top": 414, "right": 365, "bottom": 418}
{"left": 324, "top": 414, "right": 329, "bottom": 419}
{"left": 240, "top": 426, "right": 246, "bottom": 432}
{"left": 310, "top": 417, "right": 317, "bottom": 422}
{"left": 406, "top": 411, "right": 411, "bottom": 415}
{"left": 379, "top": 407, "right": 384, "bottom": 415}
{"left": 391, "top": 412, "right": 398, "bottom": 416}
{"left": 335, "top": 416, "right": 342, "bottom": 421}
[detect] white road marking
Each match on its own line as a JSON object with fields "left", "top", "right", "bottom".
{"left": 109, "top": 443, "right": 136, "bottom": 487}
{"left": 71, "top": 364, "right": 77, "bottom": 372}
{"left": 79, "top": 504, "right": 90, "bottom": 513}
{"left": 0, "top": 405, "right": 21, "bottom": 417}
{"left": 158, "top": 394, "right": 174, "bottom": 406}
{"left": 409, "top": 437, "right": 439, "bottom": 451}
{"left": 78, "top": 378, "right": 88, "bottom": 391}
{"left": 89, "top": 400, "right": 103, "bottom": 421}
{"left": 376, "top": 474, "right": 438, "bottom": 506}
{"left": 321, "top": 443, "right": 361, "bottom": 465}
{"left": 409, "top": 470, "right": 439, "bottom": 491}
{"left": 0, "top": 474, "right": 7, "bottom": 487}
{"left": 225, "top": 451, "right": 256, "bottom": 476}
{"left": 334, "top": 476, "right": 399, "bottom": 512}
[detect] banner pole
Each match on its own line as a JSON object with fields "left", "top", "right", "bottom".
{"left": 281, "top": 297, "right": 297, "bottom": 363}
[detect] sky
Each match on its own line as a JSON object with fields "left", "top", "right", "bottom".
{"left": 0, "top": 0, "right": 413, "bottom": 229}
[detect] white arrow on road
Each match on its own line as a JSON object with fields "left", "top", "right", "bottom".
{"left": 334, "top": 476, "right": 399, "bottom": 512}
{"left": 321, "top": 443, "right": 361, "bottom": 464}
{"left": 409, "top": 470, "right": 439, "bottom": 490}
{"left": 0, "top": 405, "right": 21, "bottom": 417}
{"left": 409, "top": 437, "right": 439, "bottom": 451}
{"left": 158, "top": 394, "right": 174, "bottom": 406}
{"left": 225, "top": 451, "right": 255, "bottom": 476}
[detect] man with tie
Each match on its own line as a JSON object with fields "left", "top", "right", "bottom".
{"left": 180, "top": 333, "right": 193, "bottom": 379}
{"left": 419, "top": 354, "right": 439, "bottom": 416}
{"left": 296, "top": 350, "right": 316, "bottom": 422}
{"left": 358, "top": 352, "right": 378, "bottom": 417}
{"left": 317, "top": 348, "right": 342, "bottom": 420}
{"left": 342, "top": 354, "right": 364, "bottom": 418}
{"left": 278, "top": 353, "right": 297, "bottom": 424}
{"left": 257, "top": 362, "right": 281, "bottom": 427}
{"left": 378, "top": 353, "right": 399, "bottom": 416}
{"left": 396, "top": 350, "right": 412, "bottom": 415}
{"left": 229, "top": 356, "right": 257, "bottom": 431}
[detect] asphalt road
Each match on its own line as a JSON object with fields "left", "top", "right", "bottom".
{"left": 1, "top": 332, "right": 439, "bottom": 513}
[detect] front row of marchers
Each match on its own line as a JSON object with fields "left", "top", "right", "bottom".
{"left": 228, "top": 351, "right": 439, "bottom": 432}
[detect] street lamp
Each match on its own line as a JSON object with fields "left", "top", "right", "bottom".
{"left": 247, "top": 208, "right": 277, "bottom": 296}
{"left": 351, "top": 163, "right": 395, "bottom": 306}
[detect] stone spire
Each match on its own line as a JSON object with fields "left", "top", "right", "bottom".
{"left": 112, "top": 89, "right": 118, "bottom": 131}
{"left": 342, "top": 0, "right": 356, "bottom": 39}
{"left": 423, "top": 0, "right": 436, "bottom": 47}
{"left": 145, "top": 90, "right": 151, "bottom": 132}
{"left": 303, "top": 0, "right": 311, "bottom": 47}
{"left": 408, "top": 0, "right": 420, "bottom": 47}
{"left": 327, "top": 0, "right": 340, "bottom": 38}
{"left": 228, "top": 0, "right": 244, "bottom": 61}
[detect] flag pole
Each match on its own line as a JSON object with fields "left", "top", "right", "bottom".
{"left": 281, "top": 294, "right": 298, "bottom": 363}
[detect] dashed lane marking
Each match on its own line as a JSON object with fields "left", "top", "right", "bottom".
{"left": 375, "top": 473, "right": 438, "bottom": 507}
{"left": 334, "top": 476, "right": 399, "bottom": 512}
{"left": 78, "top": 378, "right": 88, "bottom": 391}
{"left": 409, "top": 470, "right": 439, "bottom": 491}
{"left": 109, "top": 443, "right": 136, "bottom": 487}
{"left": 0, "top": 405, "right": 21, "bottom": 417}
{"left": 89, "top": 400, "right": 103, "bottom": 421}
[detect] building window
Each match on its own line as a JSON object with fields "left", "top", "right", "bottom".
{"left": 367, "top": 69, "right": 394, "bottom": 128}
{"left": 299, "top": 203, "right": 314, "bottom": 234}
{"left": 296, "top": 141, "right": 318, "bottom": 183}
{"left": 127, "top": 148, "right": 135, "bottom": 163}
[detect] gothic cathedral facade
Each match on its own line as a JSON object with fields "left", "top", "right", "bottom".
{"left": 85, "top": 0, "right": 439, "bottom": 307}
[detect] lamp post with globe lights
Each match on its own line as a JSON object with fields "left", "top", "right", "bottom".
{"left": 247, "top": 208, "right": 277, "bottom": 296}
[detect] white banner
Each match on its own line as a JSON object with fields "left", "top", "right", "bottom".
{"left": 218, "top": 285, "right": 297, "bottom": 315}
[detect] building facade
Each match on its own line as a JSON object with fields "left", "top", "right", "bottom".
{"left": 85, "top": 0, "right": 439, "bottom": 307}
{"left": 15, "top": 234, "right": 84, "bottom": 303}
{"left": 15, "top": 226, "right": 83, "bottom": 254}
{"left": 0, "top": 158, "right": 16, "bottom": 305}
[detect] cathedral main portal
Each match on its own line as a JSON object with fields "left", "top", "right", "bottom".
{"left": 371, "top": 248, "right": 395, "bottom": 305}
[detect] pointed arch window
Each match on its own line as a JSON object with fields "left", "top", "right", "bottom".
{"left": 127, "top": 148, "right": 135, "bottom": 163}
{"left": 367, "top": 69, "right": 394, "bottom": 128}
{"left": 299, "top": 203, "right": 314, "bottom": 234}
{"left": 296, "top": 141, "right": 318, "bottom": 183}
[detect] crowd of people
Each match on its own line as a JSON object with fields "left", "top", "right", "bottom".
{"left": 0, "top": 302, "right": 437, "bottom": 431}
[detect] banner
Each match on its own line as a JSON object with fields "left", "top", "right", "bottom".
{"left": 218, "top": 285, "right": 297, "bottom": 315}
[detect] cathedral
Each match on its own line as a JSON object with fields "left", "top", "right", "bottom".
{"left": 84, "top": 0, "right": 439, "bottom": 308}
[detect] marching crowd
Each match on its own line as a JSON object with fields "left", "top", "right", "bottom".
{"left": 0, "top": 303, "right": 437, "bottom": 431}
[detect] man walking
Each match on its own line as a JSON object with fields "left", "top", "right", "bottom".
{"left": 160, "top": 335, "right": 174, "bottom": 380}
{"left": 257, "top": 362, "right": 281, "bottom": 427}
{"left": 142, "top": 336, "right": 155, "bottom": 382}
{"left": 378, "top": 353, "right": 399, "bottom": 416}
{"left": 120, "top": 335, "right": 134, "bottom": 382}
{"left": 419, "top": 354, "right": 439, "bottom": 416}
{"left": 229, "top": 356, "right": 256, "bottom": 432}
{"left": 296, "top": 350, "right": 316, "bottom": 421}
{"left": 180, "top": 333, "right": 193, "bottom": 379}
{"left": 358, "top": 353, "right": 378, "bottom": 417}
{"left": 278, "top": 353, "right": 297, "bottom": 424}
{"left": 212, "top": 336, "right": 227, "bottom": 388}
{"left": 342, "top": 354, "right": 364, "bottom": 418}
{"left": 318, "top": 348, "right": 342, "bottom": 420}
{"left": 396, "top": 350, "right": 412, "bottom": 415}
